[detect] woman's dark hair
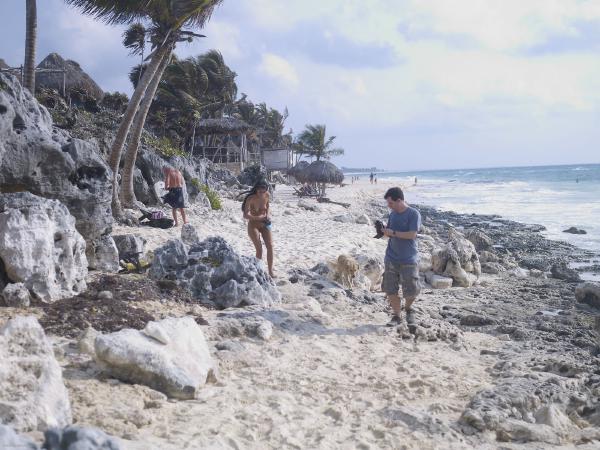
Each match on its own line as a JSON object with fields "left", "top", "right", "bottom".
{"left": 241, "top": 179, "right": 270, "bottom": 211}
{"left": 384, "top": 187, "right": 404, "bottom": 201}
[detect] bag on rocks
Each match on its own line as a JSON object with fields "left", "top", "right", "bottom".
{"left": 139, "top": 210, "right": 174, "bottom": 229}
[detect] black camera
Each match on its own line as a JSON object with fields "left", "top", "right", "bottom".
{"left": 374, "top": 220, "right": 385, "bottom": 239}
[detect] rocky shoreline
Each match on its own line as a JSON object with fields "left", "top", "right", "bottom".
{"left": 1, "top": 68, "right": 600, "bottom": 448}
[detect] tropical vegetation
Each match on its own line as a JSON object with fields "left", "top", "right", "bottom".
{"left": 294, "top": 124, "right": 344, "bottom": 162}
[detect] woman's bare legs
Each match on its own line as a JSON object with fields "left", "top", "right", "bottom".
{"left": 259, "top": 227, "right": 274, "bottom": 277}
{"left": 248, "top": 224, "right": 263, "bottom": 260}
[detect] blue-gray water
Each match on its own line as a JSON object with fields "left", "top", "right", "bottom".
{"left": 354, "top": 164, "right": 600, "bottom": 255}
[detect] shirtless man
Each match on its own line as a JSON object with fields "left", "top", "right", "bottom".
{"left": 163, "top": 167, "right": 187, "bottom": 226}
{"left": 242, "top": 179, "right": 275, "bottom": 277}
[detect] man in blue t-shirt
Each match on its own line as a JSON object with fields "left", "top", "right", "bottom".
{"left": 382, "top": 187, "right": 422, "bottom": 326}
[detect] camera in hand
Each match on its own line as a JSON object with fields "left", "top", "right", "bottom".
{"left": 374, "top": 220, "right": 385, "bottom": 239}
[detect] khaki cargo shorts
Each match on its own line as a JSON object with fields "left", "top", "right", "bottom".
{"left": 382, "top": 261, "right": 421, "bottom": 298}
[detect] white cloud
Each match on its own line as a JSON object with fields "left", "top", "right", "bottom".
{"left": 258, "top": 53, "right": 299, "bottom": 88}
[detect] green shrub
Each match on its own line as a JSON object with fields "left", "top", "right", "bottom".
{"left": 199, "top": 183, "right": 222, "bottom": 210}
{"left": 145, "top": 135, "right": 185, "bottom": 158}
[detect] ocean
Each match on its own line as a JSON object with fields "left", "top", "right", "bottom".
{"left": 359, "top": 164, "right": 600, "bottom": 258}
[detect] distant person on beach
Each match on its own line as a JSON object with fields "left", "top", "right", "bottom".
{"left": 370, "top": 172, "right": 374, "bottom": 184}
{"left": 374, "top": 176, "right": 378, "bottom": 184}
{"left": 242, "top": 179, "right": 275, "bottom": 278}
{"left": 381, "top": 187, "right": 422, "bottom": 326}
{"left": 163, "top": 167, "right": 187, "bottom": 226}
{"left": 414, "top": 177, "right": 418, "bottom": 185}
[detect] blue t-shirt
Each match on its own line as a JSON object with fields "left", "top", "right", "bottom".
{"left": 385, "top": 207, "right": 421, "bottom": 264}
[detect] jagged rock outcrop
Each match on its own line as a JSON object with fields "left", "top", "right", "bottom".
{"left": 0, "top": 73, "right": 114, "bottom": 268}
{"left": 464, "top": 228, "right": 493, "bottom": 252}
{"left": 575, "top": 282, "right": 600, "bottom": 309}
{"left": 0, "top": 424, "right": 39, "bottom": 450}
{"left": 36, "top": 53, "right": 103, "bottom": 100}
{"left": 431, "top": 228, "right": 481, "bottom": 287}
{"left": 0, "top": 192, "right": 87, "bottom": 302}
{"left": 95, "top": 317, "right": 218, "bottom": 400}
{"left": 181, "top": 223, "right": 200, "bottom": 245}
{"left": 149, "top": 236, "right": 281, "bottom": 309}
{"left": 1, "top": 282, "right": 31, "bottom": 307}
{"left": 0, "top": 316, "right": 72, "bottom": 431}
{"left": 87, "top": 235, "right": 119, "bottom": 272}
{"left": 43, "top": 425, "right": 121, "bottom": 449}
{"left": 112, "top": 234, "right": 146, "bottom": 259}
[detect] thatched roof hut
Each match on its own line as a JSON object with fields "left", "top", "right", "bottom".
{"left": 36, "top": 53, "right": 104, "bottom": 100}
{"left": 288, "top": 161, "right": 309, "bottom": 179}
{"left": 195, "top": 117, "right": 253, "bottom": 135}
{"left": 300, "top": 160, "right": 344, "bottom": 184}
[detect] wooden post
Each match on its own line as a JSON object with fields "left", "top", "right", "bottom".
{"left": 62, "top": 70, "right": 66, "bottom": 97}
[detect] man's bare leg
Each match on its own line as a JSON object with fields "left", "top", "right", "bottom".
{"left": 172, "top": 208, "right": 178, "bottom": 226}
{"left": 180, "top": 208, "right": 188, "bottom": 224}
{"left": 387, "top": 293, "right": 402, "bottom": 316}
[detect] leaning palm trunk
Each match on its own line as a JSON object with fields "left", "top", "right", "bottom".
{"left": 109, "top": 43, "right": 171, "bottom": 218}
{"left": 120, "top": 48, "right": 173, "bottom": 208}
{"left": 23, "top": 0, "right": 37, "bottom": 93}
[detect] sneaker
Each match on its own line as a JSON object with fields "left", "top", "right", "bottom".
{"left": 386, "top": 314, "right": 403, "bottom": 327}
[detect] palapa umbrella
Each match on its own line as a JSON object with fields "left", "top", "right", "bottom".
{"left": 299, "top": 160, "right": 344, "bottom": 196}
{"left": 288, "top": 161, "right": 310, "bottom": 181}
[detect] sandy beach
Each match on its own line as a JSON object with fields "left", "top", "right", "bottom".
{"left": 3, "top": 178, "right": 598, "bottom": 449}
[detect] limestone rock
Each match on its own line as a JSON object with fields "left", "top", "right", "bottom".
{"left": 86, "top": 235, "right": 119, "bottom": 272}
{"left": 298, "top": 200, "right": 321, "bottom": 212}
{"left": 355, "top": 214, "right": 371, "bottom": 225}
{"left": 550, "top": 262, "right": 581, "bottom": 282}
{"left": 0, "top": 73, "right": 113, "bottom": 247}
{"left": 0, "top": 424, "right": 39, "bottom": 450}
{"left": 77, "top": 327, "right": 100, "bottom": 356}
{"left": 563, "top": 226, "right": 586, "bottom": 235}
{"left": 181, "top": 223, "right": 200, "bottom": 245}
{"left": 112, "top": 234, "right": 146, "bottom": 258}
{"left": 0, "top": 316, "right": 72, "bottom": 431}
{"left": 481, "top": 262, "right": 505, "bottom": 275}
{"left": 95, "top": 317, "right": 218, "bottom": 400}
{"left": 0, "top": 192, "right": 87, "bottom": 302}
{"left": 424, "top": 271, "right": 453, "bottom": 289}
{"left": 149, "top": 237, "right": 280, "bottom": 309}
{"left": 464, "top": 228, "right": 493, "bottom": 251}
{"left": 43, "top": 426, "right": 121, "bottom": 450}
{"left": 575, "top": 282, "right": 600, "bottom": 309}
{"left": 353, "top": 254, "right": 384, "bottom": 292}
{"left": 479, "top": 250, "right": 498, "bottom": 264}
{"left": 332, "top": 213, "right": 354, "bottom": 223}
{"left": 1, "top": 282, "right": 31, "bottom": 307}
{"left": 432, "top": 228, "right": 480, "bottom": 287}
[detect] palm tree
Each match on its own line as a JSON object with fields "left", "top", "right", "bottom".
{"left": 65, "top": 0, "right": 223, "bottom": 218}
{"left": 123, "top": 22, "right": 147, "bottom": 86}
{"left": 296, "top": 124, "right": 344, "bottom": 162}
{"left": 23, "top": 0, "right": 37, "bottom": 93}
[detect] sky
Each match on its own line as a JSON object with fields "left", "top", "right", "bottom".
{"left": 2, "top": 0, "right": 600, "bottom": 171}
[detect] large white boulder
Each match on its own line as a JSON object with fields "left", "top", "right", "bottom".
{"left": 431, "top": 228, "right": 481, "bottom": 288}
{"left": 0, "top": 316, "right": 72, "bottom": 432}
{"left": 95, "top": 317, "right": 218, "bottom": 400}
{"left": 0, "top": 192, "right": 87, "bottom": 302}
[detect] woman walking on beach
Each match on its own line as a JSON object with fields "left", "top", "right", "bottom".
{"left": 243, "top": 179, "right": 275, "bottom": 278}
